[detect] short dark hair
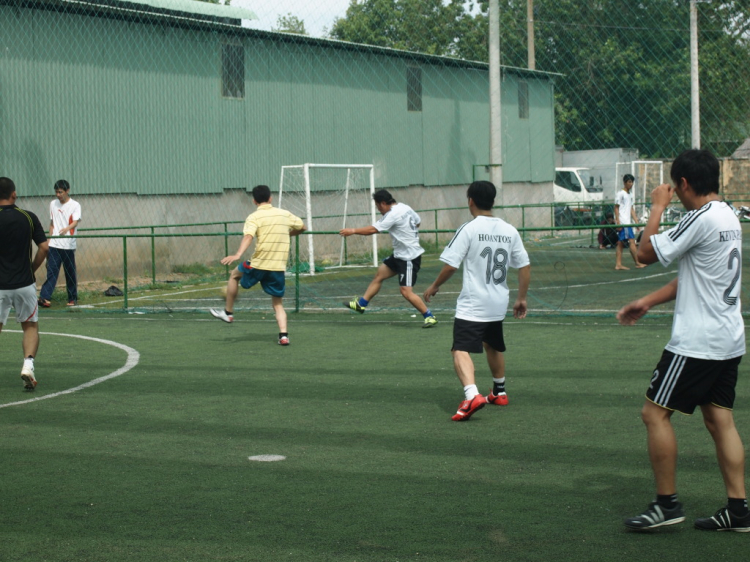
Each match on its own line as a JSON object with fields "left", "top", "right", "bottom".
{"left": 670, "top": 149, "right": 720, "bottom": 196}
{"left": 467, "top": 180, "right": 496, "bottom": 210}
{"left": 623, "top": 174, "right": 635, "bottom": 183}
{"left": 252, "top": 185, "right": 271, "bottom": 203}
{"left": 0, "top": 177, "right": 16, "bottom": 200}
{"left": 373, "top": 189, "right": 396, "bottom": 205}
{"left": 54, "top": 179, "right": 70, "bottom": 192}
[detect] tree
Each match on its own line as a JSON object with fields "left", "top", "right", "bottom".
{"left": 330, "top": 0, "right": 486, "bottom": 60}
{"left": 273, "top": 13, "right": 307, "bottom": 35}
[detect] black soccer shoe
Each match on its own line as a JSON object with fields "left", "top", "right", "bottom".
{"left": 695, "top": 506, "right": 750, "bottom": 532}
{"left": 624, "top": 502, "right": 685, "bottom": 531}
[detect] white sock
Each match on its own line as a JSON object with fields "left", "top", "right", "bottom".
{"left": 463, "top": 384, "right": 479, "bottom": 400}
{"left": 23, "top": 357, "right": 34, "bottom": 367}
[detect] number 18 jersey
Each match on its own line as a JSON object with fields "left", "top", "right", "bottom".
{"left": 440, "top": 215, "right": 530, "bottom": 322}
{"left": 651, "top": 200, "right": 745, "bottom": 360}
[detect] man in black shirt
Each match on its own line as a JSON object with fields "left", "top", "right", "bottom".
{"left": 0, "top": 177, "right": 49, "bottom": 390}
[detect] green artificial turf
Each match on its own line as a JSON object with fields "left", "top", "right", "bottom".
{"left": 1, "top": 313, "right": 748, "bottom": 561}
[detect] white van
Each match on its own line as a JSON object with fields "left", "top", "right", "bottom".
{"left": 554, "top": 167, "right": 604, "bottom": 203}
{"left": 553, "top": 168, "right": 604, "bottom": 227}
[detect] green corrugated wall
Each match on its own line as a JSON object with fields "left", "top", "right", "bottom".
{"left": 0, "top": 2, "right": 556, "bottom": 196}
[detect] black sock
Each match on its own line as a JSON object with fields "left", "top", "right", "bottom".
{"left": 656, "top": 494, "right": 678, "bottom": 509}
{"left": 279, "top": 332, "right": 288, "bottom": 339}
{"left": 492, "top": 380, "right": 505, "bottom": 395}
{"left": 728, "top": 498, "right": 749, "bottom": 516}
{"left": 225, "top": 310, "right": 233, "bottom": 316}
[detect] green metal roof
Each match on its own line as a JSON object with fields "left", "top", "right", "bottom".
{"left": 53, "top": 0, "right": 256, "bottom": 25}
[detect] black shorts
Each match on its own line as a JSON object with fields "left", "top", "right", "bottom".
{"left": 383, "top": 255, "right": 421, "bottom": 287}
{"left": 452, "top": 318, "right": 506, "bottom": 354}
{"left": 646, "top": 349, "right": 742, "bottom": 414}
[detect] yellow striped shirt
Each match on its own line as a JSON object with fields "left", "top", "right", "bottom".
{"left": 243, "top": 204, "right": 304, "bottom": 271}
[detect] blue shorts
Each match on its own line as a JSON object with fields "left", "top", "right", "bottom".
{"left": 238, "top": 261, "right": 286, "bottom": 297}
{"left": 618, "top": 227, "right": 635, "bottom": 243}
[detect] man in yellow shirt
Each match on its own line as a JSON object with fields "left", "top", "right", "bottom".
{"left": 210, "top": 185, "right": 305, "bottom": 345}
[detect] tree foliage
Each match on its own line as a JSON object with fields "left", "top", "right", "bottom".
{"left": 330, "top": 0, "right": 750, "bottom": 157}
{"left": 273, "top": 13, "right": 307, "bottom": 35}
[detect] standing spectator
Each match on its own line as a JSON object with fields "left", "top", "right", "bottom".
{"left": 423, "top": 181, "right": 530, "bottom": 421}
{"left": 210, "top": 185, "right": 305, "bottom": 346}
{"left": 618, "top": 149, "right": 748, "bottom": 531}
{"left": 0, "top": 177, "right": 49, "bottom": 390}
{"left": 39, "top": 180, "right": 81, "bottom": 307}
{"left": 339, "top": 189, "right": 437, "bottom": 327}
{"left": 614, "top": 174, "right": 646, "bottom": 270}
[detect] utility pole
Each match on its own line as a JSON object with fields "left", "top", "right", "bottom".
{"left": 527, "top": 0, "right": 535, "bottom": 70}
{"left": 690, "top": 0, "right": 700, "bottom": 148}
{"left": 489, "top": 0, "right": 503, "bottom": 200}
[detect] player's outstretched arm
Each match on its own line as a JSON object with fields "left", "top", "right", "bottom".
{"left": 339, "top": 226, "right": 378, "bottom": 237}
{"left": 617, "top": 277, "right": 678, "bottom": 325}
{"left": 221, "top": 234, "right": 254, "bottom": 265}
{"left": 289, "top": 224, "right": 306, "bottom": 237}
{"left": 423, "top": 264, "right": 457, "bottom": 303}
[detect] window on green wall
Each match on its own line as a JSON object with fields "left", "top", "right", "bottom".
{"left": 518, "top": 81, "right": 529, "bottom": 119}
{"left": 222, "top": 42, "right": 244, "bottom": 99}
{"left": 407, "top": 66, "right": 422, "bottom": 112}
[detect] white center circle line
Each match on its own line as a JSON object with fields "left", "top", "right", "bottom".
{"left": 0, "top": 331, "right": 140, "bottom": 409}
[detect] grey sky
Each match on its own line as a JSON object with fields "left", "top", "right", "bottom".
{"left": 233, "top": 0, "right": 352, "bottom": 37}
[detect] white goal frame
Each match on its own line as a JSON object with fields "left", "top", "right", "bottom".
{"left": 278, "top": 164, "right": 377, "bottom": 276}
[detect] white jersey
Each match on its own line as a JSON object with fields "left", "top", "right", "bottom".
{"left": 440, "top": 215, "right": 530, "bottom": 322}
{"left": 651, "top": 200, "right": 744, "bottom": 360}
{"left": 49, "top": 197, "right": 82, "bottom": 250}
{"left": 374, "top": 202, "right": 424, "bottom": 261}
{"left": 615, "top": 189, "right": 633, "bottom": 224}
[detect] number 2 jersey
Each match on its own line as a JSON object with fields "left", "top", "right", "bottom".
{"left": 440, "top": 215, "right": 530, "bottom": 322}
{"left": 651, "top": 200, "right": 744, "bottom": 360}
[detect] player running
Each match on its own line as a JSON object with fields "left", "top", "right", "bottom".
{"left": 210, "top": 185, "right": 305, "bottom": 346}
{"left": 618, "top": 149, "right": 749, "bottom": 532}
{"left": 0, "top": 177, "right": 49, "bottom": 390}
{"left": 339, "top": 189, "right": 437, "bottom": 328}
{"left": 423, "top": 180, "right": 530, "bottom": 421}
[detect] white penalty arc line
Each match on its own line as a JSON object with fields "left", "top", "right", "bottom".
{"left": 0, "top": 331, "right": 140, "bottom": 409}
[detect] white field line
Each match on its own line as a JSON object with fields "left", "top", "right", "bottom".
{"left": 0, "top": 331, "right": 140, "bottom": 409}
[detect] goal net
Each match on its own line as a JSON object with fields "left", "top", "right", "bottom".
{"left": 278, "top": 164, "right": 377, "bottom": 275}
{"left": 615, "top": 160, "right": 664, "bottom": 222}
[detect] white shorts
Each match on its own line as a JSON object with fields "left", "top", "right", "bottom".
{"left": 0, "top": 284, "right": 39, "bottom": 324}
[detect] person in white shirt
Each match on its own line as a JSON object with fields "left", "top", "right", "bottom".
{"left": 339, "top": 189, "right": 437, "bottom": 328}
{"left": 39, "top": 180, "right": 82, "bottom": 307}
{"left": 618, "top": 149, "right": 749, "bottom": 532}
{"left": 423, "top": 181, "right": 530, "bottom": 421}
{"left": 614, "top": 174, "right": 646, "bottom": 270}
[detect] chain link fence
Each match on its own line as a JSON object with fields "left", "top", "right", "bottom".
{"left": 2, "top": 0, "right": 749, "bottom": 315}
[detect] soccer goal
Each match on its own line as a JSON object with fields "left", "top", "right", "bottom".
{"left": 615, "top": 160, "right": 664, "bottom": 222}
{"left": 278, "top": 164, "right": 377, "bottom": 275}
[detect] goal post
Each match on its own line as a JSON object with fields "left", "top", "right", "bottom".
{"left": 278, "top": 164, "right": 377, "bottom": 275}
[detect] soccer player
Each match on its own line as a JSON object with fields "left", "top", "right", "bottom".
{"left": 210, "top": 185, "right": 305, "bottom": 346}
{"left": 614, "top": 174, "right": 646, "bottom": 270}
{"left": 0, "top": 177, "right": 49, "bottom": 390}
{"left": 39, "top": 180, "right": 82, "bottom": 306}
{"left": 618, "top": 149, "right": 749, "bottom": 531}
{"left": 423, "top": 181, "right": 530, "bottom": 421}
{"left": 339, "top": 189, "right": 437, "bottom": 327}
